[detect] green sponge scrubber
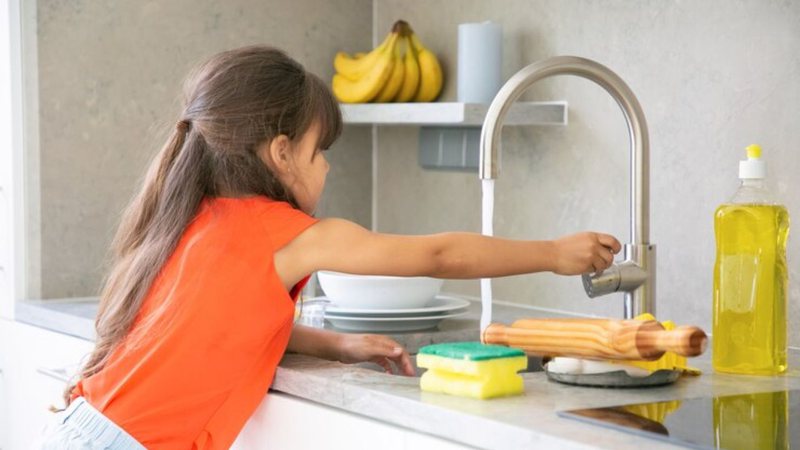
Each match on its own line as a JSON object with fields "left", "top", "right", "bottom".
{"left": 417, "top": 342, "right": 527, "bottom": 399}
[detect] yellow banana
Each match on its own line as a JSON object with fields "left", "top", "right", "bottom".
{"left": 393, "top": 36, "right": 420, "bottom": 102}
{"left": 332, "top": 33, "right": 398, "bottom": 103}
{"left": 334, "top": 32, "right": 393, "bottom": 81}
{"left": 410, "top": 33, "right": 443, "bottom": 102}
{"left": 374, "top": 37, "right": 405, "bottom": 102}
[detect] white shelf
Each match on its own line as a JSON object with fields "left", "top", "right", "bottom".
{"left": 340, "top": 101, "right": 567, "bottom": 126}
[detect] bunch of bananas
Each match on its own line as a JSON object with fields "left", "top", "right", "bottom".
{"left": 332, "top": 20, "right": 443, "bottom": 103}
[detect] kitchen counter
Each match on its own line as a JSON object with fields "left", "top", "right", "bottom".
{"left": 16, "top": 297, "right": 99, "bottom": 340}
{"left": 15, "top": 296, "right": 800, "bottom": 449}
{"left": 274, "top": 349, "right": 800, "bottom": 449}
{"left": 13, "top": 294, "right": 581, "bottom": 351}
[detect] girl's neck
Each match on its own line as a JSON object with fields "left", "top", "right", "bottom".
{"left": 215, "top": 187, "right": 259, "bottom": 199}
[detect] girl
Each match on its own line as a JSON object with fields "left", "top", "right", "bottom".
{"left": 37, "top": 46, "right": 620, "bottom": 450}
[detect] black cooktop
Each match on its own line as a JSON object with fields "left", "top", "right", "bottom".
{"left": 558, "top": 390, "right": 799, "bottom": 450}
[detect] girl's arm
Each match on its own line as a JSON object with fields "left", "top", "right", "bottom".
{"left": 275, "top": 218, "right": 621, "bottom": 288}
{"left": 286, "top": 325, "right": 415, "bottom": 375}
{"left": 285, "top": 324, "right": 342, "bottom": 360}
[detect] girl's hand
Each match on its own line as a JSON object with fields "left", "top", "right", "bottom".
{"left": 551, "top": 232, "right": 621, "bottom": 275}
{"left": 336, "top": 333, "right": 415, "bottom": 376}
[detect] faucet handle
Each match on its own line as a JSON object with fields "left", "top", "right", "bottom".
{"left": 582, "top": 260, "right": 647, "bottom": 298}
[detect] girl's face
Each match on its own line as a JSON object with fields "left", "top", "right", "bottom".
{"left": 284, "top": 121, "right": 329, "bottom": 214}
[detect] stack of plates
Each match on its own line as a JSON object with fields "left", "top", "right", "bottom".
{"left": 318, "top": 295, "right": 470, "bottom": 332}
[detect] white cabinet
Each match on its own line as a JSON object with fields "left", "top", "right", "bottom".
{"left": 231, "top": 392, "right": 469, "bottom": 450}
{"left": 0, "top": 0, "right": 25, "bottom": 320}
{"left": 0, "top": 348, "right": 7, "bottom": 450}
{"left": 0, "top": 319, "right": 94, "bottom": 450}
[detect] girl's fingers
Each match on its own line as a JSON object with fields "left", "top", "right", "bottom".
{"left": 374, "top": 357, "right": 394, "bottom": 374}
{"left": 388, "top": 347, "right": 415, "bottom": 376}
{"left": 596, "top": 233, "right": 622, "bottom": 253}
{"left": 593, "top": 256, "right": 608, "bottom": 274}
{"left": 376, "top": 339, "right": 414, "bottom": 376}
{"left": 599, "top": 246, "right": 614, "bottom": 266}
{"left": 376, "top": 340, "right": 400, "bottom": 357}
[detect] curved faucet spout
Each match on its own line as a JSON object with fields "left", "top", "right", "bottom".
{"left": 478, "top": 56, "right": 656, "bottom": 318}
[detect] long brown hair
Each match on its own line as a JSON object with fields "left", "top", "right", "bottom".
{"left": 66, "top": 46, "right": 341, "bottom": 405}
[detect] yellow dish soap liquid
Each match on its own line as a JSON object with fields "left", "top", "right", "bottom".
{"left": 713, "top": 144, "right": 790, "bottom": 374}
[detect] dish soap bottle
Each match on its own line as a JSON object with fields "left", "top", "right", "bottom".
{"left": 713, "top": 144, "right": 790, "bottom": 374}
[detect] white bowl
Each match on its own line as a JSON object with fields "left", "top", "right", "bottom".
{"left": 317, "top": 271, "right": 444, "bottom": 310}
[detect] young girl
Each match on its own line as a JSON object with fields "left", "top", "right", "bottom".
{"left": 37, "top": 46, "right": 620, "bottom": 450}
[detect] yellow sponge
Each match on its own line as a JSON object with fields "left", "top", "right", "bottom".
{"left": 417, "top": 342, "right": 527, "bottom": 399}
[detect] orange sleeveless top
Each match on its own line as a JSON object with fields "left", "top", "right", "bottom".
{"left": 72, "top": 196, "right": 318, "bottom": 449}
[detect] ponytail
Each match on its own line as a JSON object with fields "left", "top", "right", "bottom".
{"left": 65, "top": 120, "right": 210, "bottom": 406}
{"left": 116, "top": 120, "right": 191, "bottom": 252}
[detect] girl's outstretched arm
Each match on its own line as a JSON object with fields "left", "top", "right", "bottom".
{"left": 275, "top": 218, "right": 621, "bottom": 288}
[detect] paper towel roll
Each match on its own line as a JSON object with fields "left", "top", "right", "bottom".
{"left": 457, "top": 21, "right": 502, "bottom": 103}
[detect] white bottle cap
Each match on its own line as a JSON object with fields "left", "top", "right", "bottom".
{"left": 739, "top": 144, "right": 766, "bottom": 179}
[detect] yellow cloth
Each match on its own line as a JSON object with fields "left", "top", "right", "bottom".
{"left": 610, "top": 313, "right": 701, "bottom": 376}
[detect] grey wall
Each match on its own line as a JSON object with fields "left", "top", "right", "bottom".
{"left": 29, "top": 0, "right": 800, "bottom": 347}
{"left": 373, "top": 0, "right": 800, "bottom": 346}
{"left": 30, "top": 0, "right": 373, "bottom": 298}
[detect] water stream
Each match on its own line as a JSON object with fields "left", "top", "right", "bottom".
{"left": 480, "top": 179, "right": 495, "bottom": 332}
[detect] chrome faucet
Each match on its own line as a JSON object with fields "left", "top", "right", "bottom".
{"left": 479, "top": 56, "right": 656, "bottom": 319}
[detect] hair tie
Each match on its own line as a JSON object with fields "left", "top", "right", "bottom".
{"left": 176, "top": 119, "right": 191, "bottom": 134}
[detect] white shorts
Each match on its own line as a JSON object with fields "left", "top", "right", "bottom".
{"left": 31, "top": 397, "right": 146, "bottom": 450}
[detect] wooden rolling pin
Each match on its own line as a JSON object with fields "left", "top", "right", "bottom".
{"left": 481, "top": 318, "right": 707, "bottom": 361}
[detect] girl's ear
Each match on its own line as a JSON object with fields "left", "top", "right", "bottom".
{"left": 259, "top": 134, "right": 293, "bottom": 174}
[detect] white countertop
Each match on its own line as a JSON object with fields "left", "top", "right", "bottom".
{"left": 273, "top": 349, "right": 800, "bottom": 449}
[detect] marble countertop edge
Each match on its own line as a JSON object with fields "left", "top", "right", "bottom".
{"left": 272, "top": 356, "right": 604, "bottom": 450}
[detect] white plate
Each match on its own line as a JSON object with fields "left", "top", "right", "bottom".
{"left": 320, "top": 295, "right": 471, "bottom": 317}
{"left": 325, "top": 310, "right": 469, "bottom": 332}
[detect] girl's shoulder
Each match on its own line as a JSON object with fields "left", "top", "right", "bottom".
{"left": 199, "top": 196, "right": 318, "bottom": 249}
